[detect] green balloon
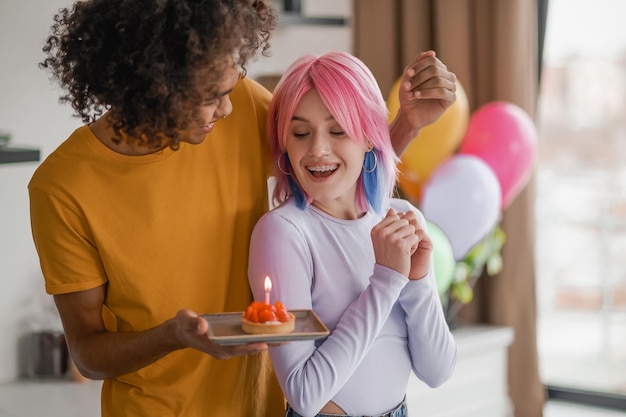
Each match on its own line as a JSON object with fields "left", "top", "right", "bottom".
{"left": 427, "top": 221, "right": 456, "bottom": 297}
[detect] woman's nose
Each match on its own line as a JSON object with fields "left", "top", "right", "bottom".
{"left": 309, "top": 136, "right": 331, "bottom": 157}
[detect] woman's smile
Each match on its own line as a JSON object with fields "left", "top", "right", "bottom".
{"left": 306, "top": 162, "right": 339, "bottom": 179}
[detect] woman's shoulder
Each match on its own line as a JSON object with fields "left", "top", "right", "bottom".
{"left": 251, "top": 199, "right": 314, "bottom": 247}
{"left": 255, "top": 199, "right": 325, "bottom": 235}
{"left": 261, "top": 198, "right": 303, "bottom": 223}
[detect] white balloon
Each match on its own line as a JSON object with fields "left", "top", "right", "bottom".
{"left": 421, "top": 155, "right": 502, "bottom": 260}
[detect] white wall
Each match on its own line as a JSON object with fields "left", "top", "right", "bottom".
{"left": 0, "top": 0, "right": 352, "bottom": 383}
{"left": 248, "top": 0, "right": 353, "bottom": 79}
{"left": 0, "top": 0, "right": 80, "bottom": 383}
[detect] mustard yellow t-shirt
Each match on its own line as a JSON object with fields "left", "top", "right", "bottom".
{"left": 28, "top": 78, "right": 284, "bottom": 417}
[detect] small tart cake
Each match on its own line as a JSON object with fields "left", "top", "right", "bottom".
{"left": 242, "top": 301, "right": 295, "bottom": 334}
{"left": 241, "top": 313, "right": 296, "bottom": 334}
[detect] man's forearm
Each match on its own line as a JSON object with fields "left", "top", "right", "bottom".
{"left": 390, "top": 112, "right": 421, "bottom": 157}
{"left": 71, "top": 319, "right": 182, "bottom": 380}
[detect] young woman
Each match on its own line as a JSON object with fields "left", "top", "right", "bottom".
{"left": 248, "top": 52, "right": 458, "bottom": 417}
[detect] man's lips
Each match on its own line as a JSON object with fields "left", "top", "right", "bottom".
{"left": 200, "top": 119, "right": 219, "bottom": 132}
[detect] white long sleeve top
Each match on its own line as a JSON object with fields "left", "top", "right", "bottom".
{"left": 248, "top": 197, "right": 457, "bottom": 417}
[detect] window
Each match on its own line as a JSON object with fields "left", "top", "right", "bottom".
{"left": 536, "top": 0, "right": 626, "bottom": 399}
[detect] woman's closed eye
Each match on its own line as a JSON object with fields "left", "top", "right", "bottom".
{"left": 292, "top": 130, "right": 345, "bottom": 139}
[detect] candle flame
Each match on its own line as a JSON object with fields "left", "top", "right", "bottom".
{"left": 264, "top": 276, "right": 272, "bottom": 292}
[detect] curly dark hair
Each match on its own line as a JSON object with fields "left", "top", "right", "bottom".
{"left": 40, "top": 0, "right": 276, "bottom": 148}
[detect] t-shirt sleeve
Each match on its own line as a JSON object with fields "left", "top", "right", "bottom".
{"left": 248, "top": 211, "right": 409, "bottom": 416}
{"left": 29, "top": 186, "right": 107, "bottom": 294}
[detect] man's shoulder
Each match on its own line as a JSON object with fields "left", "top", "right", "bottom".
{"left": 232, "top": 77, "right": 272, "bottom": 106}
{"left": 29, "top": 126, "right": 91, "bottom": 189}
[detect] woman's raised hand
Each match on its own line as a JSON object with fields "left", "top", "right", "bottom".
{"left": 371, "top": 208, "right": 419, "bottom": 277}
{"left": 398, "top": 211, "right": 433, "bottom": 280}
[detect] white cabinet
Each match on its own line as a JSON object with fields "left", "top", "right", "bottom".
{"left": 407, "top": 326, "right": 514, "bottom": 417}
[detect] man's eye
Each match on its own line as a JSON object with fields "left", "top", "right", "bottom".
{"left": 202, "top": 93, "right": 223, "bottom": 105}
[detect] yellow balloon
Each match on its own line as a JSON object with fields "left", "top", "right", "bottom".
{"left": 387, "top": 78, "right": 470, "bottom": 202}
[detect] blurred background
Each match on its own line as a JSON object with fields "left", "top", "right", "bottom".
{"left": 535, "top": 0, "right": 626, "bottom": 402}
{"left": 0, "top": 0, "right": 624, "bottom": 416}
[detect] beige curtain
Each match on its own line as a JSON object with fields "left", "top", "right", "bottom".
{"left": 353, "top": 1, "right": 545, "bottom": 416}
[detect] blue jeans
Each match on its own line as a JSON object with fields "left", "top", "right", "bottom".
{"left": 284, "top": 399, "right": 407, "bottom": 417}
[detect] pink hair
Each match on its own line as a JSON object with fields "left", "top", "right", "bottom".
{"left": 267, "top": 51, "right": 399, "bottom": 211}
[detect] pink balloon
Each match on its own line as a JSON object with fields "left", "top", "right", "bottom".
{"left": 420, "top": 155, "right": 502, "bottom": 261}
{"left": 459, "top": 101, "right": 537, "bottom": 208}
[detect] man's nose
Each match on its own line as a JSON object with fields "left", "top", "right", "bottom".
{"left": 216, "top": 95, "right": 233, "bottom": 118}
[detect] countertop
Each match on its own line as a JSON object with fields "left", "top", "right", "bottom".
{"left": 0, "top": 379, "right": 101, "bottom": 417}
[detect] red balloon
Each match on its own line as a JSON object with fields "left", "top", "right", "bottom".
{"left": 459, "top": 101, "right": 537, "bottom": 208}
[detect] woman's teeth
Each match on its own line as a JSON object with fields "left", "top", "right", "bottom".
{"left": 308, "top": 164, "right": 338, "bottom": 177}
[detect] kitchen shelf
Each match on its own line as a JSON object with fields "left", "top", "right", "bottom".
{"left": 0, "top": 147, "right": 40, "bottom": 164}
{"left": 278, "top": 12, "right": 347, "bottom": 26}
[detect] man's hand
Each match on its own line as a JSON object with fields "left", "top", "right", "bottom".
{"left": 174, "top": 309, "right": 268, "bottom": 360}
{"left": 390, "top": 51, "right": 457, "bottom": 156}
